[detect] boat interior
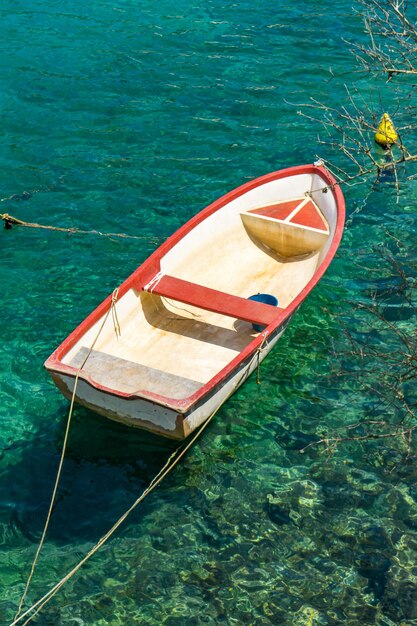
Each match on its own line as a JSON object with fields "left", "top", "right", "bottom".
{"left": 62, "top": 179, "right": 337, "bottom": 403}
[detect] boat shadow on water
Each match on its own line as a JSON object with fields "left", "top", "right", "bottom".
{"left": 6, "top": 406, "right": 181, "bottom": 546}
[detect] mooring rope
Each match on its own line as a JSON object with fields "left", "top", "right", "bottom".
{"left": 110, "top": 289, "right": 121, "bottom": 338}
{"left": 13, "top": 289, "right": 121, "bottom": 624}
{"left": 10, "top": 333, "right": 268, "bottom": 626}
{"left": 256, "top": 333, "right": 268, "bottom": 384}
{"left": 1, "top": 213, "right": 163, "bottom": 244}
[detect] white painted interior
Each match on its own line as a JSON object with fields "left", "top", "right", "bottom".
{"left": 61, "top": 172, "right": 337, "bottom": 405}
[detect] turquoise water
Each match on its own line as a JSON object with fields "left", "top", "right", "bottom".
{"left": 2, "top": 1, "right": 417, "bottom": 624}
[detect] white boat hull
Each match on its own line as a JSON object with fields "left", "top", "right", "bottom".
{"left": 45, "top": 164, "right": 345, "bottom": 439}
{"left": 50, "top": 325, "right": 287, "bottom": 439}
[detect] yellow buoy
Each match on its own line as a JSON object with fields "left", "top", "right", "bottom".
{"left": 374, "top": 112, "right": 398, "bottom": 148}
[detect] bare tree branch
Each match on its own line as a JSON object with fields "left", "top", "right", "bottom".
{"left": 307, "top": 247, "right": 417, "bottom": 460}
{"left": 293, "top": 1, "right": 417, "bottom": 190}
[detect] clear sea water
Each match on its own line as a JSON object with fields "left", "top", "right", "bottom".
{"left": 2, "top": 1, "right": 417, "bottom": 625}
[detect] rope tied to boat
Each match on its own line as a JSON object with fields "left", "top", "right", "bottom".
{"left": 1, "top": 212, "right": 163, "bottom": 244}
{"left": 111, "top": 288, "right": 121, "bottom": 337}
{"left": 256, "top": 331, "right": 269, "bottom": 384}
{"left": 13, "top": 288, "right": 121, "bottom": 624}
{"left": 144, "top": 271, "right": 164, "bottom": 293}
{"left": 10, "top": 335, "right": 266, "bottom": 626}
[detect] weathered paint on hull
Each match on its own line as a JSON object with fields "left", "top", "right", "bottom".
{"left": 51, "top": 327, "right": 285, "bottom": 440}
{"left": 182, "top": 328, "right": 284, "bottom": 436}
{"left": 51, "top": 373, "right": 185, "bottom": 439}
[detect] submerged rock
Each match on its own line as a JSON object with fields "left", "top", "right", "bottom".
{"left": 265, "top": 498, "right": 292, "bottom": 526}
{"left": 275, "top": 427, "right": 320, "bottom": 451}
{"left": 356, "top": 552, "right": 391, "bottom": 601}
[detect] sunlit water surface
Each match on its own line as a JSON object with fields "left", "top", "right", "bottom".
{"left": 2, "top": 1, "right": 417, "bottom": 624}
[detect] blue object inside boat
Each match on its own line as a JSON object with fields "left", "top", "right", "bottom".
{"left": 248, "top": 293, "right": 279, "bottom": 332}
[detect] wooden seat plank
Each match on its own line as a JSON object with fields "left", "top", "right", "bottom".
{"left": 146, "top": 275, "right": 281, "bottom": 327}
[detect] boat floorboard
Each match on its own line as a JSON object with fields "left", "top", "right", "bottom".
{"left": 70, "top": 347, "right": 202, "bottom": 399}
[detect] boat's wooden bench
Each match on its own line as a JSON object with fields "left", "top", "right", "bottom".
{"left": 144, "top": 274, "right": 281, "bottom": 327}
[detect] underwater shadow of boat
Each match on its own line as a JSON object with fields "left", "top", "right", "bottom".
{"left": 5, "top": 406, "right": 181, "bottom": 545}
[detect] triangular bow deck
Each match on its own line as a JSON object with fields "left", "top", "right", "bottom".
{"left": 241, "top": 197, "right": 329, "bottom": 258}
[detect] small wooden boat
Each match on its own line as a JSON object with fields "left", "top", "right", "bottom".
{"left": 45, "top": 163, "right": 345, "bottom": 439}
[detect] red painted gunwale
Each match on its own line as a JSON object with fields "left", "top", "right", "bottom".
{"left": 45, "top": 164, "right": 345, "bottom": 414}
